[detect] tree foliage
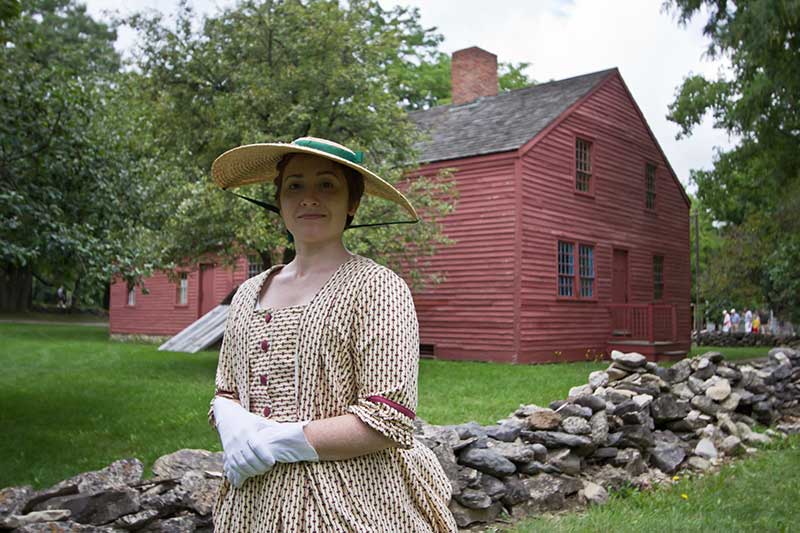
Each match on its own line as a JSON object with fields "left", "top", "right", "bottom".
{"left": 123, "top": 0, "right": 457, "bottom": 286}
{"left": 667, "top": 0, "right": 800, "bottom": 320}
{"left": 0, "top": 0, "right": 152, "bottom": 310}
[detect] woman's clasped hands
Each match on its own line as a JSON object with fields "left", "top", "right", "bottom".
{"left": 212, "top": 397, "right": 319, "bottom": 488}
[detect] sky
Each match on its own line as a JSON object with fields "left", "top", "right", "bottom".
{"left": 83, "top": 0, "right": 735, "bottom": 191}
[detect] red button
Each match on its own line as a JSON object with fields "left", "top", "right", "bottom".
{"left": 263, "top": 406, "right": 271, "bottom": 417}
{"left": 260, "top": 375, "right": 267, "bottom": 386}
{"left": 265, "top": 313, "right": 272, "bottom": 323}
{"left": 260, "top": 339, "right": 269, "bottom": 351}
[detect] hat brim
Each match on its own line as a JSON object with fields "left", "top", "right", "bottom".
{"left": 211, "top": 143, "right": 418, "bottom": 221}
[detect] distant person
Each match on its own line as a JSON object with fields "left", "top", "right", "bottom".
{"left": 752, "top": 312, "right": 761, "bottom": 334}
{"left": 731, "top": 308, "right": 741, "bottom": 332}
{"left": 744, "top": 308, "right": 753, "bottom": 334}
{"left": 722, "top": 310, "right": 731, "bottom": 333}
{"left": 56, "top": 285, "right": 67, "bottom": 309}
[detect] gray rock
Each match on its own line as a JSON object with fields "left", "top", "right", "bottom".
{"left": 716, "top": 365, "right": 742, "bottom": 381}
{"left": 547, "top": 449, "right": 581, "bottom": 475}
{"left": 632, "top": 394, "right": 654, "bottom": 409}
{"left": 448, "top": 500, "right": 503, "bottom": 528}
{"left": 485, "top": 440, "right": 537, "bottom": 464}
{"left": 687, "top": 456, "right": 712, "bottom": 471}
{"left": 611, "top": 449, "right": 648, "bottom": 476}
{"left": 694, "top": 438, "right": 718, "bottom": 460}
{"left": 458, "top": 447, "right": 517, "bottom": 477}
{"left": 615, "top": 382, "right": 660, "bottom": 397}
{"left": 606, "top": 388, "right": 636, "bottom": 404}
{"left": 0, "top": 510, "right": 72, "bottom": 529}
{"left": 613, "top": 400, "right": 642, "bottom": 417}
{"left": 573, "top": 394, "right": 607, "bottom": 412}
{"left": 651, "top": 394, "right": 690, "bottom": 423}
{"left": 0, "top": 485, "right": 34, "bottom": 516}
{"left": 517, "top": 461, "right": 560, "bottom": 475}
{"left": 478, "top": 474, "right": 507, "bottom": 502}
{"left": 693, "top": 357, "right": 717, "bottom": 379}
{"left": 500, "top": 477, "right": 530, "bottom": 506}
{"left": 606, "top": 366, "right": 629, "bottom": 382}
{"left": 526, "top": 409, "right": 562, "bottom": 430}
{"left": 580, "top": 480, "right": 609, "bottom": 505}
{"left": 417, "top": 424, "right": 462, "bottom": 447}
{"left": 665, "top": 359, "right": 692, "bottom": 384}
{"left": 453, "top": 421, "right": 488, "bottom": 439}
{"left": 591, "top": 447, "right": 618, "bottom": 460}
{"left": 454, "top": 488, "right": 492, "bottom": 510}
{"left": 569, "top": 384, "right": 594, "bottom": 398}
{"left": 589, "top": 371, "right": 610, "bottom": 389}
{"left": 521, "top": 431, "right": 593, "bottom": 449}
{"left": 523, "top": 473, "right": 582, "bottom": 511}
{"left": 687, "top": 376, "right": 706, "bottom": 395}
{"left": 621, "top": 410, "right": 652, "bottom": 427}
{"left": 691, "top": 395, "right": 721, "bottom": 416}
{"left": 649, "top": 442, "right": 686, "bottom": 474}
{"left": 33, "top": 487, "right": 140, "bottom": 526}
{"left": 530, "top": 443, "right": 548, "bottom": 462}
{"left": 139, "top": 515, "right": 199, "bottom": 533}
{"left": 179, "top": 471, "right": 220, "bottom": 516}
{"left": 719, "top": 435, "right": 745, "bottom": 456}
{"left": 555, "top": 403, "right": 593, "bottom": 419}
{"left": 699, "top": 351, "right": 724, "bottom": 363}
{"left": 705, "top": 378, "right": 732, "bottom": 401}
{"left": 611, "top": 351, "right": 647, "bottom": 368}
{"left": 13, "top": 522, "right": 124, "bottom": 532}
{"left": 561, "top": 416, "right": 592, "bottom": 435}
{"left": 112, "top": 509, "right": 160, "bottom": 530}
{"left": 152, "top": 449, "right": 222, "bottom": 479}
{"left": 769, "top": 346, "right": 798, "bottom": 360}
{"left": 590, "top": 411, "right": 609, "bottom": 445}
{"left": 720, "top": 392, "right": 741, "bottom": 412}
{"left": 485, "top": 424, "right": 522, "bottom": 442}
{"left": 618, "top": 425, "right": 655, "bottom": 449}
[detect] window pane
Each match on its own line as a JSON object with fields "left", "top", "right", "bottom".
{"left": 579, "top": 244, "right": 594, "bottom": 298}
{"left": 653, "top": 255, "right": 664, "bottom": 300}
{"left": 248, "top": 255, "right": 261, "bottom": 278}
{"left": 558, "top": 241, "right": 574, "bottom": 296}
{"left": 178, "top": 273, "right": 188, "bottom": 305}
{"left": 127, "top": 288, "right": 135, "bottom": 306}
{"left": 646, "top": 163, "right": 656, "bottom": 209}
{"left": 576, "top": 138, "right": 592, "bottom": 192}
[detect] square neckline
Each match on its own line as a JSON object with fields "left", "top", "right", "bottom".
{"left": 253, "top": 254, "right": 358, "bottom": 313}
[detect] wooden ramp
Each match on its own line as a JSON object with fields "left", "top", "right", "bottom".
{"left": 158, "top": 304, "right": 230, "bottom": 353}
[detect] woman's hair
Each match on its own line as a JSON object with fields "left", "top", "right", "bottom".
{"left": 274, "top": 154, "right": 365, "bottom": 229}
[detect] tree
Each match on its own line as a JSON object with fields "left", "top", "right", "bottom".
{"left": 122, "top": 0, "right": 457, "bottom": 287}
{"left": 667, "top": 0, "right": 800, "bottom": 320}
{"left": 0, "top": 0, "right": 154, "bottom": 311}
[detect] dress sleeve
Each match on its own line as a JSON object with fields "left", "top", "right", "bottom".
{"left": 346, "top": 268, "right": 419, "bottom": 449}
{"left": 208, "top": 299, "right": 242, "bottom": 429}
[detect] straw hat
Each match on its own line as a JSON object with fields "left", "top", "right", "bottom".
{"left": 211, "top": 137, "right": 418, "bottom": 223}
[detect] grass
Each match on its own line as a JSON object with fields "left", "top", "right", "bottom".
{"left": 0, "top": 310, "right": 108, "bottom": 323}
{"left": 508, "top": 435, "right": 800, "bottom": 533}
{"left": 0, "top": 322, "right": 785, "bottom": 501}
{"left": 689, "top": 344, "right": 771, "bottom": 362}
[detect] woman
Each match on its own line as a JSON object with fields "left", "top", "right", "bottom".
{"left": 208, "top": 137, "right": 457, "bottom": 532}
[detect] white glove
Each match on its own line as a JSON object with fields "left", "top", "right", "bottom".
{"left": 248, "top": 421, "right": 320, "bottom": 466}
{"left": 212, "top": 397, "right": 274, "bottom": 487}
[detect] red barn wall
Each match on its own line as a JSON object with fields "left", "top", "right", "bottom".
{"left": 410, "top": 152, "right": 519, "bottom": 362}
{"left": 109, "top": 256, "right": 250, "bottom": 336}
{"left": 518, "top": 73, "right": 691, "bottom": 362}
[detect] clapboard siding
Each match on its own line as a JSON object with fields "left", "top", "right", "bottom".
{"left": 409, "top": 152, "right": 519, "bottom": 362}
{"left": 109, "top": 256, "right": 250, "bottom": 336}
{"left": 518, "top": 73, "right": 690, "bottom": 362}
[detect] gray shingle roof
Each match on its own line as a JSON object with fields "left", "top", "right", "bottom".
{"left": 409, "top": 68, "right": 617, "bottom": 164}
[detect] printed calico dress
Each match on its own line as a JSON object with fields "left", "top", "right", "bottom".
{"left": 208, "top": 254, "right": 457, "bottom": 532}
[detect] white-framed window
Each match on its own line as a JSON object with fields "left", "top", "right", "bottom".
{"left": 575, "top": 138, "right": 592, "bottom": 193}
{"left": 248, "top": 255, "right": 261, "bottom": 278}
{"left": 127, "top": 287, "right": 136, "bottom": 306}
{"left": 177, "top": 272, "right": 188, "bottom": 305}
{"left": 558, "top": 240, "right": 595, "bottom": 299}
{"left": 646, "top": 163, "right": 657, "bottom": 209}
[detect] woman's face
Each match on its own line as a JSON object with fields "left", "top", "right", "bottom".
{"left": 278, "top": 154, "right": 358, "bottom": 244}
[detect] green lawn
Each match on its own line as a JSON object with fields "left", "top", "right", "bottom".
{"left": 689, "top": 344, "right": 771, "bottom": 362}
{"left": 1, "top": 322, "right": 793, "bottom": 533}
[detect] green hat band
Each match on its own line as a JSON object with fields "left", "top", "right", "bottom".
{"left": 293, "top": 138, "right": 364, "bottom": 165}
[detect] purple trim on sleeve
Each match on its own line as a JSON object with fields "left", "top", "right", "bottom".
{"left": 366, "top": 395, "right": 416, "bottom": 419}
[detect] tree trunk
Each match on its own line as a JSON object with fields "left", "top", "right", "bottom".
{"left": 0, "top": 263, "right": 33, "bottom": 312}
{"left": 69, "top": 276, "right": 82, "bottom": 312}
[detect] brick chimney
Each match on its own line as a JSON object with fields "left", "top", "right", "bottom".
{"left": 451, "top": 47, "right": 498, "bottom": 105}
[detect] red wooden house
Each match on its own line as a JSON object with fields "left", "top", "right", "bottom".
{"left": 109, "top": 46, "right": 691, "bottom": 362}
{"left": 408, "top": 47, "right": 690, "bottom": 363}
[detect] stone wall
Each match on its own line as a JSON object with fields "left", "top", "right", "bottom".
{"left": 2, "top": 347, "right": 799, "bottom": 531}
{"left": 695, "top": 331, "right": 800, "bottom": 348}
